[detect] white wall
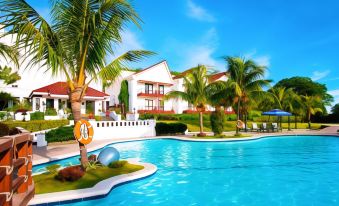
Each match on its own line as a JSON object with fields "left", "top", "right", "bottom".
{"left": 89, "top": 120, "right": 156, "bottom": 140}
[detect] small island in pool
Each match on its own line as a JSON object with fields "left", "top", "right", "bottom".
{"left": 34, "top": 160, "right": 144, "bottom": 194}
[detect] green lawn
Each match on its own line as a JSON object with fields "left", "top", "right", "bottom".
{"left": 34, "top": 162, "right": 144, "bottom": 194}
{"left": 159, "top": 120, "right": 325, "bottom": 132}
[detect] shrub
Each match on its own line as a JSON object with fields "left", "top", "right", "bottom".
{"left": 0, "top": 122, "right": 10, "bottom": 137}
{"left": 67, "top": 113, "right": 74, "bottom": 120}
{"left": 0, "top": 112, "right": 6, "bottom": 121}
{"left": 45, "top": 108, "right": 57, "bottom": 116}
{"left": 157, "top": 114, "right": 179, "bottom": 120}
{"left": 55, "top": 165, "right": 84, "bottom": 182}
{"left": 30, "top": 111, "right": 45, "bottom": 120}
{"left": 45, "top": 126, "right": 74, "bottom": 143}
{"left": 155, "top": 122, "right": 187, "bottom": 135}
{"left": 210, "top": 110, "right": 225, "bottom": 135}
{"left": 225, "top": 114, "right": 237, "bottom": 121}
{"left": 139, "top": 114, "right": 156, "bottom": 120}
{"left": 177, "top": 114, "right": 209, "bottom": 121}
{"left": 3, "top": 120, "right": 69, "bottom": 132}
{"left": 108, "top": 160, "right": 128, "bottom": 168}
{"left": 46, "top": 164, "right": 61, "bottom": 175}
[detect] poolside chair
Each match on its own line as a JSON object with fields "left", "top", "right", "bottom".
{"left": 251, "top": 123, "right": 260, "bottom": 132}
{"left": 272, "top": 123, "right": 279, "bottom": 132}
{"left": 261, "top": 123, "right": 269, "bottom": 132}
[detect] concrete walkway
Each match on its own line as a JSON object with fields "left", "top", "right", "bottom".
{"left": 33, "top": 128, "right": 338, "bottom": 165}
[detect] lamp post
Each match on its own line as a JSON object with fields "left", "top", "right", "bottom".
{"left": 133, "top": 107, "right": 136, "bottom": 114}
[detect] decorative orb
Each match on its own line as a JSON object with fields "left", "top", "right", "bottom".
{"left": 98, "top": 147, "right": 120, "bottom": 166}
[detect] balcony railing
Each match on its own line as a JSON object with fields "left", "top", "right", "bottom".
{"left": 137, "top": 90, "right": 165, "bottom": 98}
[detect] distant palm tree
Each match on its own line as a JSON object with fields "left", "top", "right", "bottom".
{"left": 166, "top": 65, "right": 224, "bottom": 136}
{"left": 0, "top": 0, "right": 153, "bottom": 166}
{"left": 224, "top": 56, "right": 270, "bottom": 135}
{"left": 301, "top": 95, "right": 323, "bottom": 129}
{"left": 0, "top": 42, "right": 18, "bottom": 65}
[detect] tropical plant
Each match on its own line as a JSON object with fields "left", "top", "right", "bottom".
{"left": 166, "top": 65, "right": 224, "bottom": 136}
{"left": 0, "top": 91, "right": 16, "bottom": 110}
{"left": 210, "top": 109, "right": 225, "bottom": 135}
{"left": 0, "top": 65, "right": 21, "bottom": 85}
{"left": 224, "top": 56, "right": 270, "bottom": 135}
{"left": 0, "top": 0, "right": 154, "bottom": 166}
{"left": 118, "top": 80, "right": 129, "bottom": 115}
{"left": 0, "top": 42, "right": 18, "bottom": 66}
{"left": 301, "top": 95, "right": 323, "bottom": 129}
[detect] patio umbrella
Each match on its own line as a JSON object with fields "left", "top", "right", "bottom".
{"left": 262, "top": 109, "right": 292, "bottom": 131}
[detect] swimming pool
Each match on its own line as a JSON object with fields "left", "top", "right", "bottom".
{"left": 34, "top": 135, "right": 339, "bottom": 205}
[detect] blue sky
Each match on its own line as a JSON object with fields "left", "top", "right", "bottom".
{"left": 28, "top": 0, "right": 339, "bottom": 107}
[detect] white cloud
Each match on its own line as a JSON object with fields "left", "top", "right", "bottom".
{"left": 329, "top": 89, "right": 339, "bottom": 97}
{"left": 187, "top": 0, "right": 216, "bottom": 22}
{"left": 115, "top": 30, "right": 144, "bottom": 55}
{"left": 244, "top": 50, "right": 271, "bottom": 77}
{"left": 311, "top": 70, "right": 330, "bottom": 81}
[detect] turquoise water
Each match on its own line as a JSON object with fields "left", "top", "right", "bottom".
{"left": 34, "top": 136, "right": 339, "bottom": 205}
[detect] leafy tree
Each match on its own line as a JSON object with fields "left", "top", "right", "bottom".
{"left": 118, "top": 80, "right": 129, "bottom": 115}
{"left": 331, "top": 103, "right": 339, "bottom": 116}
{"left": 274, "top": 77, "right": 333, "bottom": 111}
{"left": 1, "top": 0, "right": 153, "bottom": 166}
{"left": 224, "top": 56, "right": 270, "bottom": 135}
{"left": 0, "top": 65, "right": 21, "bottom": 84}
{"left": 166, "top": 65, "right": 224, "bottom": 136}
{"left": 301, "top": 95, "right": 323, "bottom": 129}
{"left": 210, "top": 109, "right": 225, "bottom": 136}
{"left": 0, "top": 91, "right": 16, "bottom": 110}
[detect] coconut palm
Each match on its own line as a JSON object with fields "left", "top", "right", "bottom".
{"left": 224, "top": 56, "right": 270, "bottom": 135}
{"left": 166, "top": 65, "right": 224, "bottom": 136}
{"left": 301, "top": 95, "right": 323, "bottom": 129}
{"left": 0, "top": 42, "right": 18, "bottom": 65}
{"left": 0, "top": 0, "right": 154, "bottom": 166}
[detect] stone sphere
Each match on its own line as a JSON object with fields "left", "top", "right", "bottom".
{"left": 98, "top": 147, "right": 120, "bottom": 166}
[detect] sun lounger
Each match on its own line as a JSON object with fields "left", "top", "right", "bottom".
{"left": 272, "top": 123, "right": 279, "bottom": 132}
{"left": 261, "top": 123, "right": 269, "bottom": 132}
{"left": 251, "top": 123, "right": 260, "bottom": 132}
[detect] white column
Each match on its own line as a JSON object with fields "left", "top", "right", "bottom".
{"left": 32, "top": 98, "right": 36, "bottom": 111}
{"left": 128, "top": 78, "right": 138, "bottom": 112}
{"left": 54, "top": 99, "right": 59, "bottom": 111}
{"left": 40, "top": 98, "right": 46, "bottom": 112}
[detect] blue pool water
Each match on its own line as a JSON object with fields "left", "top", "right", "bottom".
{"left": 34, "top": 135, "right": 339, "bottom": 206}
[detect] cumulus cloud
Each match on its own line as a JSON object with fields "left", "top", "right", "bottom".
{"left": 311, "top": 70, "right": 330, "bottom": 81}
{"left": 187, "top": 0, "right": 216, "bottom": 22}
{"left": 244, "top": 50, "right": 271, "bottom": 77}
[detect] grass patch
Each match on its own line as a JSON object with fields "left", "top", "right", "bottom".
{"left": 191, "top": 134, "right": 252, "bottom": 139}
{"left": 33, "top": 161, "right": 144, "bottom": 194}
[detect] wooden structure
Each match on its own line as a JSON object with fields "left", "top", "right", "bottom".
{"left": 0, "top": 129, "right": 34, "bottom": 206}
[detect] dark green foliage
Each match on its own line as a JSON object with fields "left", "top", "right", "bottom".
{"left": 45, "top": 126, "right": 74, "bottom": 143}
{"left": 30, "top": 111, "right": 45, "bottom": 120}
{"left": 210, "top": 110, "right": 225, "bottom": 135}
{"left": 0, "top": 92, "right": 16, "bottom": 110}
{"left": 3, "top": 120, "right": 69, "bottom": 132}
{"left": 225, "top": 114, "right": 237, "bottom": 121}
{"left": 108, "top": 160, "right": 128, "bottom": 168}
{"left": 155, "top": 122, "right": 187, "bottom": 135}
{"left": 118, "top": 80, "right": 129, "bottom": 112}
{"left": 45, "top": 108, "right": 57, "bottom": 116}
{"left": 0, "top": 122, "right": 10, "bottom": 137}
{"left": 332, "top": 104, "right": 339, "bottom": 116}
{"left": 0, "top": 65, "right": 21, "bottom": 85}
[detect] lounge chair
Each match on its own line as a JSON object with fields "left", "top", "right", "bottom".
{"left": 261, "top": 123, "right": 269, "bottom": 132}
{"left": 251, "top": 123, "right": 260, "bottom": 132}
{"left": 272, "top": 123, "right": 279, "bottom": 132}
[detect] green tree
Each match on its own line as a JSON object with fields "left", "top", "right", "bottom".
{"left": 1, "top": 0, "right": 153, "bottom": 166}
{"left": 0, "top": 65, "right": 21, "bottom": 84}
{"left": 274, "top": 77, "right": 333, "bottom": 111}
{"left": 331, "top": 103, "right": 339, "bottom": 116}
{"left": 118, "top": 80, "right": 129, "bottom": 115}
{"left": 224, "top": 56, "right": 270, "bottom": 135}
{"left": 301, "top": 95, "right": 323, "bottom": 129}
{"left": 210, "top": 109, "right": 225, "bottom": 136}
{"left": 166, "top": 65, "right": 223, "bottom": 136}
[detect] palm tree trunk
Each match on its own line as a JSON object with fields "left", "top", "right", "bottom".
{"left": 70, "top": 87, "right": 89, "bottom": 167}
{"left": 308, "top": 112, "right": 311, "bottom": 129}
{"left": 199, "top": 111, "right": 204, "bottom": 135}
{"left": 236, "top": 98, "right": 241, "bottom": 135}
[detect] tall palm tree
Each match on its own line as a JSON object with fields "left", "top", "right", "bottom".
{"left": 224, "top": 56, "right": 270, "bottom": 135}
{"left": 301, "top": 95, "right": 323, "bottom": 129}
{"left": 166, "top": 65, "right": 223, "bottom": 136}
{"left": 0, "top": 0, "right": 153, "bottom": 166}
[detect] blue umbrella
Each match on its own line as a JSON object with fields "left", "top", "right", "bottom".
{"left": 262, "top": 109, "right": 292, "bottom": 131}
{"left": 262, "top": 109, "right": 292, "bottom": 116}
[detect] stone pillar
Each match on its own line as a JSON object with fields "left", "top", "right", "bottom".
{"left": 128, "top": 77, "right": 138, "bottom": 112}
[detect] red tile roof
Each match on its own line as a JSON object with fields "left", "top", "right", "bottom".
{"left": 31, "top": 82, "right": 109, "bottom": 97}
{"left": 209, "top": 72, "right": 229, "bottom": 82}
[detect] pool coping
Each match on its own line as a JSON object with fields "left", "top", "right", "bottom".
{"left": 33, "top": 132, "right": 339, "bottom": 166}
{"left": 29, "top": 160, "right": 157, "bottom": 205}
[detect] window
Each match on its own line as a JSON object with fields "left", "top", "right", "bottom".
{"left": 159, "top": 85, "right": 164, "bottom": 94}
{"left": 158, "top": 100, "right": 164, "bottom": 110}
{"left": 145, "top": 83, "right": 153, "bottom": 94}
{"left": 145, "top": 99, "right": 153, "bottom": 110}
{"left": 36, "top": 98, "right": 40, "bottom": 111}
{"left": 46, "top": 99, "right": 54, "bottom": 109}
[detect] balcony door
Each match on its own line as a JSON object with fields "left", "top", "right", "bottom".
{"left": 145, "top": 99, "right": 153, "bottom": 110}
{"left": 145, "top": 83, "right": 153, "bottom": 94}
{"left": 158, "top": 85, "right": 164, "bottom": 94}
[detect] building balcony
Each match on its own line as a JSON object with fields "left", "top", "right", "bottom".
{"left": 138, "top": 106, "right": 174, "bottom": 114}
{"left": 137, "top": 90, "right": 165, "bottom": 98}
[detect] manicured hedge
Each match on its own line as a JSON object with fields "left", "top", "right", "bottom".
{"left": 30, "top": 112, "right": 45, "bottom": 120}
{"left": 210, "top": 110, "right": 225, "bottom": 135}
{"left": 155, "top": 122, "right": 187, "bottom": 135}
{"left": 3, "top": 120, "right": 69, "bottom": 132}
{"left": 45, "top": 126, "right": 74, "bottom": 143}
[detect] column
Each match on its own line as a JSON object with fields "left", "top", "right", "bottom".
{"left": 128, "top": 78, "right": 138, "bottom": 112}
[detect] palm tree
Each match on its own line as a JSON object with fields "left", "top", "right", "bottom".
{"left": 0, "top": 0, "right": 153, "bottom": 166}
{"left": 166, "top": 65, "right": 223, "bottom": 136}
{"left": 224, "top": 56, "right": 270, "bottom": 135}
{"left": 0, "top": 42, "right": 18, "bottom": 65}
{"left": 301, "top": 95, "right": 323, "bottom": 129}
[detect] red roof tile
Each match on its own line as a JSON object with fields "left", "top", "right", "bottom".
{"left": 209, "top": 72, "right": 229, "bottom": 82}
{"left": 32, "top": 82, "right": 109, "bottom": 97}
